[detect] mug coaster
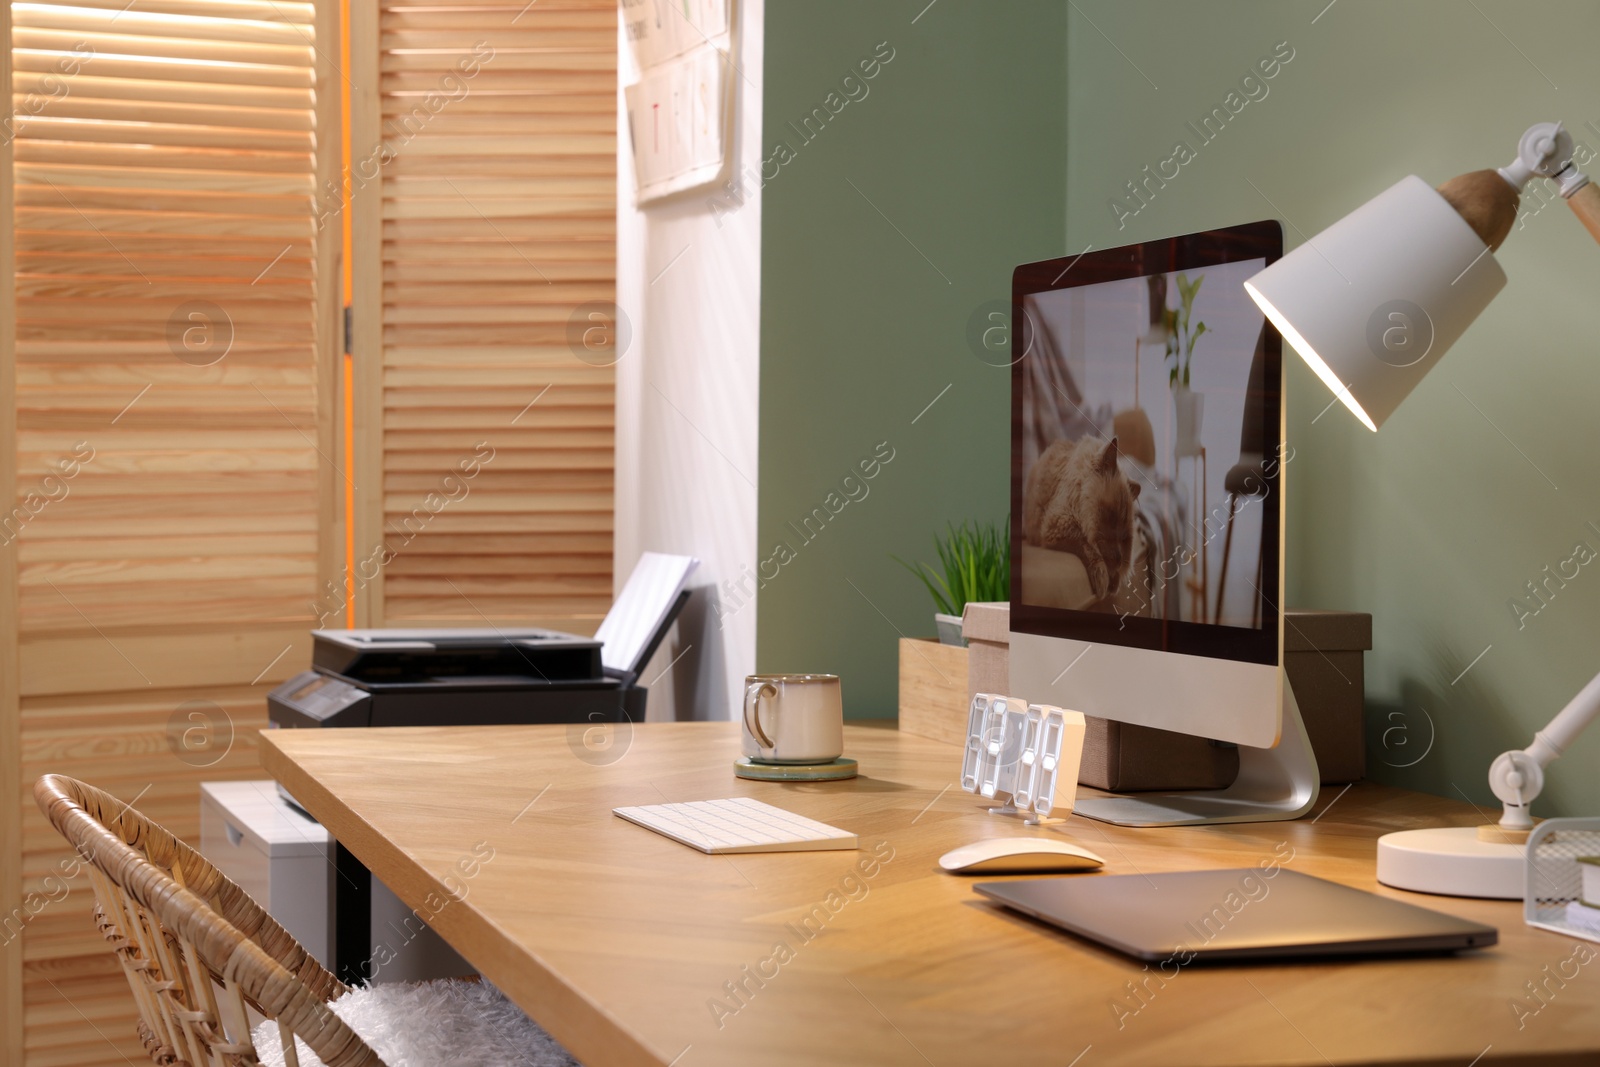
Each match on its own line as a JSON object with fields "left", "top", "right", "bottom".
{"left": 734, "top": 756, "right": 858, "bottom": 782}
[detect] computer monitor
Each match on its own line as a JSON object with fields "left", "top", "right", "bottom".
{"left": 1008, "top": 220, "right": 1319, "bottom": 826}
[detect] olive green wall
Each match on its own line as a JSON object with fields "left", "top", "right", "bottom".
{"left": 759, "top": 0, "right": 1600, "bottom": 816}
{"left": 756, "top": 2, "right": 1068, "bottom": 717}
{"left": 1064, "top": 0, "right": 1600, "bottom": 815}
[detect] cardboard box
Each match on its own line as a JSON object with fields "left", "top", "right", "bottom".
{"left": 936, "top": 602, "right": 1371, "bottom": 789}
{"left": 1082, "top": 717, "right": 1239, "bottom": 792}
{"left": 1285, "top": 608, "right": 1372, "bottom": 784}
{"left": 962, "top": 601, "right": 1010, "bottom": 705}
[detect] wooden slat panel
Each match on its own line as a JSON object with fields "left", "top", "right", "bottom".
{"left": 393, "top": 90, "right": 614, "bottom": 113}
{"left": 20, "top": 531, "right": 318, "bottom": 561}
{"left": 15, "top": 360, "right": 316, "bottom": 385}
{"left": 15, "top": 138, "right": 315, "bottom": 172}
{"left": 381, "top": 551, "right": 607, "bottom": 575}
{"left": 14, "top": 27, "right": 315, "bottom": 67}
{"left": 22, "top": 585, "right": 313, "bottom": 632}
{"left": 24, "top": 955, "right": 145, "bottom": 1066}
{"left": 382, "top": 8, "right": 611, "bottom": 30}
{"left": 19, "top": 692, "right": 270, "bottom": 1067}
{"left": 14, "top": 232, "right": 316, "bottom": 262}
{"left": 8, "top": 2, "right": 337, "bottom": 1063}
{"left": 13, "top": 71, "right": 314, "bottom": 109}
{"left": 384, "top": 510, "right": 611, "bottom": 533}
{"left": 382, "top": 9, "right": 611, "bottom": 31}
{"left": 384, "top": 363, "right": 607, "bottom": 387}
{"left": 16, "top": 7, "right": 314, "bottom": 46}
{"left": 382, "top": 60, "right": 608, "bottom": 80}
{"left": 12, "top": 115, "right": 314, "bottom": 152}
{"left": 13, "top": 49, "right": 315, "bottom": 88}
{"left": 380, "top": 0, "right": 601, "bottom": 7}
{"left": 385, "top": 448, "right": 612, "bottom": 470}
{"left": 384, "top": 428, "right": 612, "bottom": 451}
{"left": 382, "top": 50, "right": 610, "bottom": 74}
{"left": 391, "top": 530, "right": 609, "bottom": 553}
{"left": 383, "top": 29, "right": 612, "bottom": 51}
{"left": 12, "top": 469, "right": 315, "bottom": 496}
{"left": 19, "top": 95, "right": 316, "bottom": 131}
{"left": 381, "top": 594, "right": 609, "bottom": 619}
{"left": 21, "top": 0, "right": 315, "bottom": 21}
{"left": 353, "top": 0, "right": 615, "bottom": 629}
{"left": 384, "top": 468, "right": 610, "bottom": 490}
{"left": 384, "top": 215, "right": 614, "bottom": 238}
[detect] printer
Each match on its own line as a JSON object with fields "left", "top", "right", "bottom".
{"left": 267, "top": 552, "right": 697, "bottom": 731}
{"left": 268, "top": 626, "right": 651, "bottom": 730}
{"left": 259, "top": 552, "right": 697, "bottom": 985}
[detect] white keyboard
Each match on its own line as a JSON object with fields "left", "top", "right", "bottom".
{"left": 613, "top": 797, "right": 858, "bottom": 854}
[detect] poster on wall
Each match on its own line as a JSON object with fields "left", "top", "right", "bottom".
{"left": 624, "top": 45, "right": 727, "bottom": 202}
{"left": 621, "top": 0, "right": 730, "bottom": 71}
{"left": 621, "top": 0, "right": 733, "bottom": 204}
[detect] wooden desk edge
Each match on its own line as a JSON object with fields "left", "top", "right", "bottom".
{"left": 259, "top": 731, "right": 669, "bottom": 1067}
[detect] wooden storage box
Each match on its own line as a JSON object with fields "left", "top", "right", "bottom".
{"left": 899, "top": 603, "right": 1371, "bottom": 789}
{"left": 897, "top": 637, "right": 969, "bottom": 747}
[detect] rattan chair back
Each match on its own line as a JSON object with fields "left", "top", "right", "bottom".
{"left": 34, "top": 774, "right": 385, "bottom": 1067}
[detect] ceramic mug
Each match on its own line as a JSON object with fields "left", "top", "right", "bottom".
{"left": 742, "top": 674, "right": 844, "bottom": 764}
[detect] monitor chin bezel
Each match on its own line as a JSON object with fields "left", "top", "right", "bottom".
{"left": 1010, "top": 219, "right": 1284, "bottom": 668}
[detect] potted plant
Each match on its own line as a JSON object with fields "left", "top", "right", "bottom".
{"left": 896, "top": 519, "right": 1011, "bottom": 646}
{"left": 1165, "top": 271, "right": 1207, "bottom": 456}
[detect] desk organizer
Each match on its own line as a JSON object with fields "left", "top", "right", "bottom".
{"left": 959, "top": 693, "right": 1086, "bottom": 825}
{"left": 1525, "top": 818, "right": 1600, "bottom": 944}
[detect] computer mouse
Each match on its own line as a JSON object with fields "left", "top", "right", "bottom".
{"left": 938, "top": 837, "right": 1105, "bottom": 875}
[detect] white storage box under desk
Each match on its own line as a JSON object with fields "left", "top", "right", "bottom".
{"left": 200, "top": 780, "right": 333, "bottom": 970}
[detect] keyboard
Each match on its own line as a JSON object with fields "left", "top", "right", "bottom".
{"left": 613, "top": 797, "right": 858, "bottom": 854}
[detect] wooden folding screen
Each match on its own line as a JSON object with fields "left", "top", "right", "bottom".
{"left": 2, "top": 2, "right": 617, "bottom": 1061}
{"left": 2, "top": 0, "right": 340, "bottom": 1061}
{"left": 348, "top": 0, "right": 615, "bottom": 630}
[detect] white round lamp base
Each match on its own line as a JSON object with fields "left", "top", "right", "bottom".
{"left": 1375, "top": 827, "right": 1523, "bottom": 899}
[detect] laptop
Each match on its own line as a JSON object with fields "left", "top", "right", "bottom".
{"left": 975, "top": 869, "right": 1497, "bottom": 962}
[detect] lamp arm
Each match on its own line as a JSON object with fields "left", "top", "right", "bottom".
{"left": 1538, "top": 137, "right": 1600, "bottom": 244}
{"left": 1465, "top": 126, "right": 1600, "bottom": 827}
{"left": 1487, "top": 667, "right": 1600, "bottom": 831}
{"left": 1528, "top": 668, "right": 1600, "bottom": 765}
{"left": 1495, "top": 121, "right": 1600, "bottom": 246}
{"left": 1564, "top": 182, "right": 1600, "bottom": 246}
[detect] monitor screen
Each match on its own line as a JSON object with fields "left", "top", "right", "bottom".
{"left": 1011, "top": 222, "right": 1282, "bottom": 665}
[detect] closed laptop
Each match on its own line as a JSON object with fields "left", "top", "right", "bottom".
{"left": 975, "top": 869, "right": 1497, "bottom": 962}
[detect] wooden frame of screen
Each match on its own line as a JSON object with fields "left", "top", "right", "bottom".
{"left": 1, "top": 0, "right": 21, "bottom": 1058}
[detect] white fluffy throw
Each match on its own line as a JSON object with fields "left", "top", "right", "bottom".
{"left": 251, "top": 979, "right": 579, "bottom": 1067}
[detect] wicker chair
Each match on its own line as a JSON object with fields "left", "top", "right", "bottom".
{"left": 34, "top": 774, "right": 577, "bottom": 1067}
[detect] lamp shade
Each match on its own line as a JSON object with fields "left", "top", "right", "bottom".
{"left": 1243, "top": 175, "right": 1507, "bottom": 430}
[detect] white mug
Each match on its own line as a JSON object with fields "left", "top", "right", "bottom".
{"left": 742, "top": 674, "right": 844, "bottom": 764}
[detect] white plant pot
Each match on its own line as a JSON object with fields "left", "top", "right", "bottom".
{"left": 935, "top": 613, "right": 967, "bottom": 647}
{"left": 1173, "top": 384, "right": 1204, "bottom": 458}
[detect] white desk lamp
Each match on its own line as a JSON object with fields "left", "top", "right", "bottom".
{"left": 1243, "top": 122, "right": 1600, "bottom": 898}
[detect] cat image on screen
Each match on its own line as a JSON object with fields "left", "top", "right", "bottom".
{"left": 1023, "top": 435, "right": 1141, "bottom": 602}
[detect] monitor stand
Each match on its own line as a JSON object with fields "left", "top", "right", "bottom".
{"left": 1071, "top": 674, "right": 1319, "bottom": 827}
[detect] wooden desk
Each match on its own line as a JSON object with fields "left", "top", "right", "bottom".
{"left": 261, "top": 724, "right": 1600, "bottom": 1067}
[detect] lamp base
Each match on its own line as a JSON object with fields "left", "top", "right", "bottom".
{"left": 1375, "top": 827, "right": 1523, "bottom": 899}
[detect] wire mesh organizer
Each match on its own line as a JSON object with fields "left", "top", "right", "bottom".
{"left": 1525, "top": 818, "right": 1600, "bottom": 943}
